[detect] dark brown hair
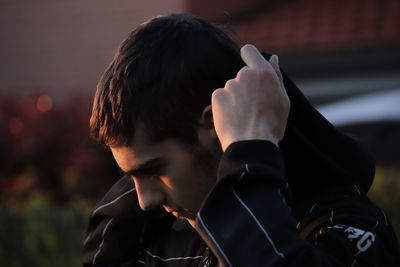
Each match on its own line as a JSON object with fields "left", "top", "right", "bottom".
{"left": 90, "top": 13, "right": 244, "bottom": 147}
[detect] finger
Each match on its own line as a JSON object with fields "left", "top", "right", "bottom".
{"left": 236, "top": 66, "right": 256, "bottom": 81}
{"left": 269, "top": 55, "right": 284, "bottom": 89}
{"left": 240, "top": 44, "right": 271, "bottom": 71}
{"left": 224, "top": 78, "right": 237, "bottom": 91}
{"left": 211, "top": 88, "right": 229, "bottom": 105}
{"left": 269, "top": 55, "right": 279, "bottom": 77}
{"left": 211, "top": 88, "right": 231, "bottom": 117}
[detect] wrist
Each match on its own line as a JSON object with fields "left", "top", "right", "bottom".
{"left": 220, "top": 134, "right": 279, "bottom": 152}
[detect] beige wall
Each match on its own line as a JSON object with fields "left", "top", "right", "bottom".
{"left": 0, "top": 0, "right": 183, "bottom": 100}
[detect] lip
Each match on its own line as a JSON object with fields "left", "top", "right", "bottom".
{"left": 172, "top": 210, "right": 182, "bottom": 217}
{"left": 166, "top": 208, "right": 183, "bottom": 217}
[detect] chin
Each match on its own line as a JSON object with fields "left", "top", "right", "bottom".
{"left": 179, "top": 212, "right": 196, "bottom": 228}
{"left": 171, "top": 209, "right": 197, "bottom": 227}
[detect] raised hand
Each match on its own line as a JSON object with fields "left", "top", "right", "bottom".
{"left": 211, "top": 44, "right": 290, "bottom": 151}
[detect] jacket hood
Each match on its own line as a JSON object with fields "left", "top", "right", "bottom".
{"left": 261, "top": 52, "right": 375, "bottom": 209}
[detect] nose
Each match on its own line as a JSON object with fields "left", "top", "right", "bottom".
{"left": 133, "top": 177, "right": 165, "bottom": 211}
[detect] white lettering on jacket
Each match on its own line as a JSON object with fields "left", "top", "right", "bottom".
{"left": 327, "top": 224, "right": 376, "bottom": 253}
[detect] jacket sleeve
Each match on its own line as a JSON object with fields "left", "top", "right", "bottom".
{"left": 82, "top": 175, "right": 175, "bottom": 267}
{"left": 193, "top": 140, "right": 400, "bottom": 267}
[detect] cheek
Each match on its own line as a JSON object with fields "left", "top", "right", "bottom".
{"left": 161, "top": 166, "right": 193, "bottom": 192}
{"left": 174, "top": 163, "right": 213, "bottom": 199}
{"left": 162, "top": 161, "right": 202, "bottom": 197}
{"left": 162, "top": 146, "right": 218, "bottom": 209}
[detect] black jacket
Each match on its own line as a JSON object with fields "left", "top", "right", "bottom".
{"left": 83, "top": 54, "right": 400, "bottom": 266}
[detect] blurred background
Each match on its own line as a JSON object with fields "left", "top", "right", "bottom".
{"left": 1, "top": 0, "right": 399, "bottom": 266}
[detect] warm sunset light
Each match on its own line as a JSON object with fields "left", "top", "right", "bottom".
{"left": 1, "top": 1, "right": 399, "bottom": 265}
{"left": 36, "top": 95, "right": 53, "bottom": 112}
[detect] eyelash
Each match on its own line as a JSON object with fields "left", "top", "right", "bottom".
{"left": 141, "top": 174, "right": 158, "bottom": 180}
{"left": 136, "top": 169, "right": 165, "bottom": 180}
{"left": 120, "top": 166, "right": 165, "bottom": 180}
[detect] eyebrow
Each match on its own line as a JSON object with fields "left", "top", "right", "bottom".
{"left": 122, "top": 157, "right": 166, "bottom": 177}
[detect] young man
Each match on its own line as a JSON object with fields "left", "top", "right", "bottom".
{"left": 83, "top": 13, "right": 399, "bottom": 266}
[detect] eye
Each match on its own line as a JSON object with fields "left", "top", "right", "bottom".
{"left": 137, "top": 173, "right": 158, "bottom": 180}
{"left": 135, "top": 167, "right": 165, "bottom": 180}
{"left": 124, "top": 159, "right": 168, "bottom": 181}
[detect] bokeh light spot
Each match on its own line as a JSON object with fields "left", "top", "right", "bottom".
{"left": 36, "top": 95, "right": 53, "bottom": 112}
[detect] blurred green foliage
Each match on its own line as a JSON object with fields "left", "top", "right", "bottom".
{"left": 0, "top": 195, "right": 91, "bottom": 267}
{"left": 368, "top": 166, "right": 400, "bottom": 238}
{"left": 0, "top": 93, "right": 119, "bottom": 266}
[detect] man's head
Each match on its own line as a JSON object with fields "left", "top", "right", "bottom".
{"left": 90, "top": 13, "right": 243, "bottom": 147}
{"left": 90, "top": 13, "right": 244, "bottom": 226}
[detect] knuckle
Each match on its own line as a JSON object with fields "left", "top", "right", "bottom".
{"left": 237, "top": 67, "right": 255, "bottom": 80}
{"left": 224, "top": 79, "right": 236, "bottom": 89}
{"left": 256, "top": 67, "right": 273, "bottom": 79}
{"left": 211, "top": 89, "right": 220, "bottom": 99}
{"left": 212, "top": 88, "right": 224, "bottom": 101}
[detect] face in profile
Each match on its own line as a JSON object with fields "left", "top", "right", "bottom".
{"left": 110, "top": 126, "right": 220, "bottom": 227}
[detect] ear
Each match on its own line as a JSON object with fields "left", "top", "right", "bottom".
{"left": 196, "top": 104, "right": 220, "bottom": 146}
{"left": 199, "top": 105, "right": 214, "bottom": 129}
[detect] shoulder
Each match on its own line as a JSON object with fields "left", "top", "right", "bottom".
{"left": 299, "top": 196, "right": 400, "bottom": 266}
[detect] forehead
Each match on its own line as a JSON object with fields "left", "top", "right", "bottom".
{"left": 110, "top": 134, "right": 159, "bottom": 172}
{"left": 110, "top": 129, "right": 185, "bottom": 172}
